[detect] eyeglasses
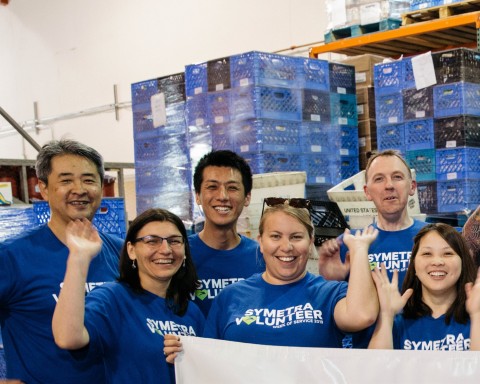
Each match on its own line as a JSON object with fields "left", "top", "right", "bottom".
{"left": 133, "top": 235, "right": 184, "bottom": 248}
{"left": 261, "top": 197, "right": 312, "bottom": 217}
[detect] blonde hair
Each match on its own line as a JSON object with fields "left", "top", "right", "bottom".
{"left": 259, "top": 203, "right": 314, "bottom": 239}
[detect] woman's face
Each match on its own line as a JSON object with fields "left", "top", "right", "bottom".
{"left": 258, "top": 211, "right": 312, "bottom": 285}
{"left": 414, "top": 230, "right": 462, "bottom": 299}
{"left": 127, "top": 221, "right": 185, "bottom": 294}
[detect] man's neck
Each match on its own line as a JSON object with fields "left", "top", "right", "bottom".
{"left": 376, "top": 212, "right": 414, "bottom": 231}
{"left": 47, "top": 220, "right": 67, "bottom": 245}
{"left": 199, "top": 222, "right": 241, "bottom": 250}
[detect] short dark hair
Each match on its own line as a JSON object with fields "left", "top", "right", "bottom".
{"left": 118, "top": 208, "right": 199, "bottom": 316}
{"left": 35, "top": 139, "right": 105, "bottom": 185}
{"left": 402, "top": 223, "right": 478, "bottom": 324}
{"left": 365, "top": 149, "right": 412, "bottom": 181}
{"left": 193, "top": 150, "right": 253, "bottom": 195}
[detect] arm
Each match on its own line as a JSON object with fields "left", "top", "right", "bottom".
{"left": 368, "top": 265, "right": 413, "bottom": 349}
{"left": 465, "top": 269, "right": 480, "bottom": 351}
{"left": 334, "top": 227, "right": 379, "bottom": 332}
{"left": 52, "top": 219, "right": 102, "bottom": 349}
{"left": 317, "top": 236, "right": 350, "bottom": 281}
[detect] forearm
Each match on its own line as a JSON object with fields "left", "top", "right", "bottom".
{"left": 52, "top": 255, "right": 91, "bottom": 349}
{"left": 368, "top": 313, "right": 394, "bottom": 349}
{"left": 470, "top": 313, "right": 480, "bottom": 351}
{"left": 342, "top": 247, "right": 379, "bottom": 330}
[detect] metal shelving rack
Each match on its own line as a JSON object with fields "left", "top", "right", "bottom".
{"left": 309, "top": 11, "right": 480, "bottom": 58}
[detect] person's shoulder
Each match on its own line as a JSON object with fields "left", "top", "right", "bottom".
{"left": 0, "top": 224, "right": 47, "bottom": 249}
{"left": 412, "top": 219, "right": 429, "bottom": 231}
{"left": 238, "top": 235, "right": 259, "bottom": 249}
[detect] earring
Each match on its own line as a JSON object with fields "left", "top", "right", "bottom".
{"left": 182, "top": 256, "right": 186, "bottom": 268}
{"left": 131, "top": 259, "right": 137, "bottom": 269}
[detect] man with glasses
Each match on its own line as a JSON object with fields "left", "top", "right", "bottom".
{"left": 189, "top": 150, "right": 264, "bottom": 317}
{"left": 0, "top": 140, "right": 122, "bottom": 383}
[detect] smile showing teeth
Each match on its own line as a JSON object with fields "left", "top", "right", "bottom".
{"left": 153, "top": 259, "right": 173, "bottom": 265}
{"left": 70, "top": 201, "right": 88, "bottom": 205}
{"left": 278, "top": 256, "right": 295, "bottom": 262}
{"left": 429, "top": 271, "right": 446, "bottom": 277}
{"left": 215, "top": 206, "right": 231, "bottom": 213}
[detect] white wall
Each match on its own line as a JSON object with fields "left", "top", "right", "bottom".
{"left": 0, "top": 0, "right": 328, "bottom": 162}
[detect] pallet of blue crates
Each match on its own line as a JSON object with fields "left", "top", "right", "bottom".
{"left": 324, "top": 18, "right": 401, "bottom": 43}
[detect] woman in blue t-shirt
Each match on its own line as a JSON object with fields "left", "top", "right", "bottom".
{"left": 369, "top": 222, "right": 480, "bottom": 351}
{"left": 52, "top": 208, "right": 205, "bottom": 384}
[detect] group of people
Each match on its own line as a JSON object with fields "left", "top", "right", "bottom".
{"left": 1, "top": 140, "right": 480, "bottom": 383}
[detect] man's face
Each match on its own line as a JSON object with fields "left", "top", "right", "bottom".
{"left": 195, "top": 166, "right": 250, "bottom": 228}
{"left": 39, "top": 154, "right": 102, "bottom": 227}
{"left": 364, "top": 156, "right": 416, "bottom": 217}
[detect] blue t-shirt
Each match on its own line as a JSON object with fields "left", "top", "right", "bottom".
{"left": 393, "top": 314, "right": 471, "bottom": 351}
{"left": 189, "top": 234, "right": 264, "bottom": 317}
{"left": 0, "top": 225, "right": 122, "bottom": 384}
{"left": 84, "top": 282, "right": 205, "bottom": 384}
{"left": 204, "top": 272, "right": 348, "bottom": 347}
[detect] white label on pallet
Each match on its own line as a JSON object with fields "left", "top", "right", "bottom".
{"left": 412, "top": 52, "right": 436, "bottom": 90}
{"left": 416, "top": 111, "right": 426, "bottom": 118}
{"left": 311, "top": 114, "right": 321, "bottom": 122}
{"left": 356, "top": 72, "right": 367, "bottom": 83}
{"left": 311, "top": 145, "right": 322, "bottom": 152}
{"left": 388, "top": 116, "right": 398, "bottom": 124}
{"left": 447, "top": 173, "right": 458, "bottom": 180}
{"left": 151, "top": 93, "right": 166, "bottom": 128}
{"left": 446, "top": 141, "right": 457, "bottom": 148}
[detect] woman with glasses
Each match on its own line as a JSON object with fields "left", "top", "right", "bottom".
{"left": 52, "top": 208, "right": 205, "bottom": 383}
{"left": 165, "top": 200, "right": 378, "bottom": 358}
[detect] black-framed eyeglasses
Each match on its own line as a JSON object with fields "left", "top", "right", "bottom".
{"left": 133, "top": 235, "right": 184, "bottom": 248}
{"left": 261, "top": 197, "right": 312, "bottom": 217}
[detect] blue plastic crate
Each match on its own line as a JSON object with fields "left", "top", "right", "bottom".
{"left": 330, "top": 93, "right": 358, "bottom": 126}
{"left": 244, "top": 153, "right": 303, "bottom": 174}
{"left": 298, "top": 58, "right": 330, "bottom": 91}
{"left": 406, "top": 149, "right": 436, "bottom": 181}
{"left": 300, "top": 122, "right": 340, "bottom": 154}
{"left": 302, "top": 89, "right": 331, "bottom": 123}
{"left": 0, "top": 206, "right": 38, "bottom": 243}
{"left": 339, "top": 126, "right": 359, "bottom": 156}
{"left": 433, "top": 48, "right": 480, "bottom": 85}
{"left": 230, "top": 51, "right": 302, "bottom": 88}
{"left": 33, "top": 198, "right": 127, "bottom": 238}
{"left": 207, "top": 57, "right": 231, "bottom": 92}
{"left": 211, "top": 122, "right": 235, "bottom": 151}
{"left": 374, "top": 61, "right": 403, "bottom": 96}
{"left": 185, "top": 62, "right": 208, "bottom": 97}
{"left": 437, "top": 179, "right": 480, "bottom": 213}
{"left": 136, "top": 191, "right": 193, "bottom": 222}
{"left": 375, "top": 91, "right": 404, "bottom": 125}
{"left": 434, "top": 115, "right": 480, "bottom": 148}
{"left": 403, "top": 58, "right": 416, "bottom": 90}
{"left": 329, "top": 62, "right": 356, "bottom": 94}
{"left": 157, "top": 72, "right": 186, "bottom": 105}
{"left": 435, "top": 147, "right": 480, "bottom": 181}
{"left": 207, "top": 90, "right": 232, "bottom": 125}
{"left": 405, "top": 118, "right": 434, "bottom": 150}
{"left": 301, "top": 154, "right": 341, "bottom": 185}
{"left": 340, "top": 155, "right": 360, "bottom": 180}
{"left": 131, "top": 79, "right": 159, "bottom": 108}
{"left": 433, "top": 82, "right": 480, "bottom": 118}
{"left": 232, "top": 118, "right": 301, "bottom": 154}
{"left": 409, "top": 0, "right": 441, "bottom": 11}
{"left": 135, "top": 163, "right": 192, "bottom": 195}
{"left": 185, "top": 94, "right": 208, "bottom": 128}
{"left": 377, "top": 123, "right": 406, "bottom": 153}
{"left": 403, "top": 87, "right": 433, "bottom": 121}
{"left": 133, "top": 103, "right": 186, "bottom": 138}
{"left": 230, "top": 85, "right": 302, "bottom": 122}
{"left": 134, "top": 133, "right": 189, "bottom": 166}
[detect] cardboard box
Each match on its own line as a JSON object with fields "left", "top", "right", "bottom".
{"left": 238, "top": 172, "right": 306, "bottom": 239}
{"left": 340, "top": 54, "right": 385, "bottom": 87}
{"left": 358, "top": 118, "right": 377, "bottom": 137}
{"left": 356, "top": 87, "right": 376, "bottom": 121}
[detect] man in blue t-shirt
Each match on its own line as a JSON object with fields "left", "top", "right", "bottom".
{"left": 189, "top": 150, "right": 264, "bottom": 317}
{"left": 0, "top": 140, "right": 122, "bottom": 383}
{"left": 317, "top": 150, "right": 427, "bottom": 347}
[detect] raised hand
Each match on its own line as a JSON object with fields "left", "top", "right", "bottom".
{"left": 65, "top": 218, "right": 102, "bottom": 264}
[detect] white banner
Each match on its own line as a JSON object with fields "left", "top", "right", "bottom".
{"left": 175, "top": 336, "right": 480, "bottom": 384}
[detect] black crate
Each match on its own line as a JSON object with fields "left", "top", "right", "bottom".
{"left": 158, "top": 72, "right": 186, "bottom": 105}
{"left": 403, "top": 87, "right": 433, "bottom": 121}
{"left": 310, "top": 200, "right": 349, "bottom": 246}
{"left": 302, "top": 89, "right": 331, "bottom": 123}
{"left": 417, "top": 181, "right": 437, "bottom": 215}
{"left": 432, "top": 48, "right": 480, "bottom": 85}
{"left": 329, "top": 62, "right": 356, "bottom": 94}
{"left": 434, "top": 115, "right": 480, "bottom": 148}
{"left": 207, "top": 56, "right": 231, "bottom": 92}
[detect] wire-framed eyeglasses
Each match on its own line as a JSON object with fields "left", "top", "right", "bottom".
{"left": 261, "top": 197, "right": 312, "bottom": 217}
{"left": 133, "top": 235, "right": 184, "bottom": 248}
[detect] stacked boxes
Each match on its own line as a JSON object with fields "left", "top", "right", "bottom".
{"left": 341, "top": 54, "right": 384, "bottom": 170}
{"left": 373, "top": 48, "right": 480, "bottom": 214}
{"left": 131, "top": 73, "right": 194, "bottom": 222}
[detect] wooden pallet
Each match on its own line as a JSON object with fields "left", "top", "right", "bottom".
{"left": 402, "top": 0, "right": 480, "bottom": 25}
{"left": 324, "top": 18, "right": 401, "bottom": 43}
